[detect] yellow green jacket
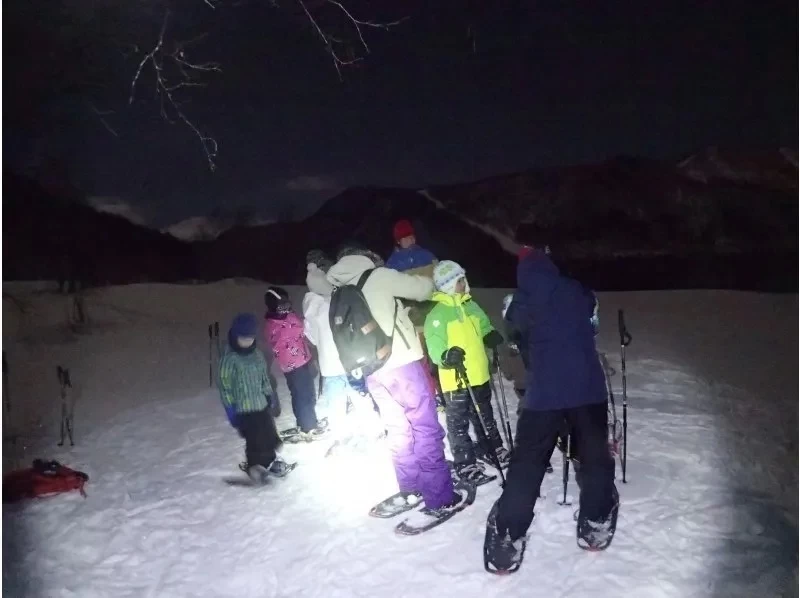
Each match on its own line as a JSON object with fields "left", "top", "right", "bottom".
{"left": 424, "top": 291, "right": 494, "bottom": 393}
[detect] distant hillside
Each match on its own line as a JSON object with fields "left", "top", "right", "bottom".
{"left": 3, "top": 147, "right": 797, "bottom": 291}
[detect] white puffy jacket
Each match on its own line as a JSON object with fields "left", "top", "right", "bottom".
{"left": 302, "top": 265, "right": 345, "bottom": 377}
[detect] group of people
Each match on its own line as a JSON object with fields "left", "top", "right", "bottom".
{"left": 216, "top": 218, "right": 619, "bottom": 571}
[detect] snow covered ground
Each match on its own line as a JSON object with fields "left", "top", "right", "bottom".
{"left": 2, "top": 281, "right": 797, "bottom": 597}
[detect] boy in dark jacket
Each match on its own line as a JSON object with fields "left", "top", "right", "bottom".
{"left": 485, "top": 247, "right": 619, "bottom": 571}
{"left": 218, "top": 313, "right": 291, "bottom": 484}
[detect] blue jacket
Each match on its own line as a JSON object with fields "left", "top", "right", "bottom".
{"left": 509, "top": 250, "right": 606, "bottom": 411}
{"left": 385, "top": 245, "right": 437, "bottom": 273}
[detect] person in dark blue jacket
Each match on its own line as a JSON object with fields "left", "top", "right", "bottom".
{"left": 485, "top": 246, "right": 618, "bottom": 570}
{"left": 385, "top": 220, "right": 438, "bottom": 276}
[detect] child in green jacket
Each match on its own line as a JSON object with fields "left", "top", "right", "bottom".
{"left": 424, "top": 261, "right": 510, "bottom": 484}
{"left": 218, "top": 313, "right": 293, "bottom": 484}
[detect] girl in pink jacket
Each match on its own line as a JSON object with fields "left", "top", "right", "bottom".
{"left": 264, "top": 287, "right": 326, "bottom": 439}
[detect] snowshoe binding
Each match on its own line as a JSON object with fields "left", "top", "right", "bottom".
{"left": 577, "top": 487, "right": 619, "bottom": 551}
{"left": 451, "top": 462, "right": 497, "bottom": 487}
{"left": 394, "top": 481, "right": 476, "bottom": 536}
{"left": 484, "top": 499, "right": 527, "bottom": 575}
{"left": 475, "top": 445, "right": 511, "bottom": 471}
{"left": 368, "top": 491, "right": 423, "bottom": 519}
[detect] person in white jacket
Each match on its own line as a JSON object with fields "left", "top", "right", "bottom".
{"left": 302, "top": 251, "right": 381, "bottom": 452}
{"left": 326, "top": 246, "right": 463, "bottom": 513}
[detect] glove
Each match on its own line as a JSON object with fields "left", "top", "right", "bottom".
{"left": 440, "top": 346, "right": 466, "bottom": 369}
{"left": 483, "top": 329, "right": 504, "bottom": 349}
{"left": 224, "top": 405, "right": 238, "bottom": 428}
{"left": 508, "top": 341, "right": 521, "bottom": 357}
{"left": 267, "top": 394, "right": 282, "bottom": 418}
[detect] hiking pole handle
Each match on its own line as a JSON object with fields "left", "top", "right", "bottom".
{"left": 618, "top": 309, "right": 632, "bottom": 347}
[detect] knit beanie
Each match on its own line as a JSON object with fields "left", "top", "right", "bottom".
{"left": 433, "top": 260, "right": 469, "bottom": 295}
{"left": 393, "top": 219, "right": 414, "bottom": 243}
{"left": 264, "top": 286, "right": 292, "bottom": 316}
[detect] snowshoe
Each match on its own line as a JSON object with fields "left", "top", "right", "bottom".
{"left": 280, "top": 418, "right": 329, "bottom": 443}
{"left": 268, "top": 458, "right": 297, "bottom": 478}
{"left": 394, "top": 481, "right": 476, "bottom": 536}
{"left": 484, "top": 499, "right": 527, "bottom": 575}
{"left": 278, "top": 417, "right": 328, "bottom": 443}
{"left": 235, "top": 459, "right": 297, "bottom": 482}
{"left": 368, "top": 491, "right": 423, "bottom": 518}
{"left": 451, "top": 462, "right": 497, "bottom": 487}
{"left": 577, "top": 487, "right": 619, "bottom": 551}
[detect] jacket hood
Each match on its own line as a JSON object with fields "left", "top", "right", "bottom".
{"left": 326, "top": 255, "right": 375, "bottom": 287}
{"left": 516, "top": 249, "right": 560, "bottom": 307}
{"left": 306, "top": 263, "right": 333, "bottom": 297}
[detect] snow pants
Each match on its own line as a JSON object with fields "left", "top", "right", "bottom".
{"left": 239, "top": 408, "right": 281, "bottom": 468}
{"left": 445, "top": 381, "right": 503, "bottom": 467}
{"left": 366, "top": 359, "right": 453, "bottom": 509}
{"left": 495, "top": 402, "right": 617, "bottom": 541}
{"left": 284, "top": 362, "right": 318, "bottom": 433}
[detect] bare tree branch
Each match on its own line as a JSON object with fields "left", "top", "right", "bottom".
{"left": 296, "top": 0, "right": 408, "bottom": 80}
{"left": 129, "top": 10, "right": 219, "bottom": 170}
{"left": 88, "top": 101, "right": 119, "bottom": 137}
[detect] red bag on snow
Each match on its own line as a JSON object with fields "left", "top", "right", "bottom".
{"left": 3, "top": 459, "right": 89, "bottom": 503}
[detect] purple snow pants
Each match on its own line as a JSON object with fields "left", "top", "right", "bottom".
{"left": 367, "top": 359, "right": 454, "bottom": 509}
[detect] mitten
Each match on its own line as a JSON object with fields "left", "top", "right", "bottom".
{"left": 224, "top": 405, "right": 238, "bottom": 428}
{"left": 483, "top": 329, "right": 504, "bottom": 349}
{"left": 267, "top": 394, "right": 282, "bottom": 418}
{"left": 440, "top": 346, "right": 466, "bottom": 369}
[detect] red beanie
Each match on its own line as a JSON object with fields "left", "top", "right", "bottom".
{"left": 393, "top": 219, "right": 415, "bottom": 243}
{"left": 517, "top": 245, "right": 534, "bottom": 261}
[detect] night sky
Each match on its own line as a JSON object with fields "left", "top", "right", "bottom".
{"left": 5, "top": 0, "right": 797, "bottom": 227}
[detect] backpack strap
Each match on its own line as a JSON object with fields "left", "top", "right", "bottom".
{"left": 355, "top": 269, "right": 410, "bottom": 350}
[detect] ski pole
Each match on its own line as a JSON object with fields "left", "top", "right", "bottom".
{"left": 558, "top": 432, "right": 571, "bottom": 506}
{"left": 618, "top": 309, "right": 632, "bottom": 484}
{"left": 208, "top": 324, "right": 213, "bottom": 387}
{"left": 214, "top": 321, "right": 221, "bottom": 364}
{"left": 2, "top": 351, "right": 9, "bottom": 414}
{"left": 455, "top": 364, "right": 506, "bottom": 486}
{"left": 486, "top": 373, "right": 510, "bottom": 450}
{"left": 491, "top": 348, "right": 515, "bottom": 452}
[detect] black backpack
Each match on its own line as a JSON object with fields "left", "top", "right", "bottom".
{"left": 329, "top": 269, "right": 400, "bottom": 378}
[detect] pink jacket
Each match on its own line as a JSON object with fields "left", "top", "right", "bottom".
{"left": 264, "top": 313, "right": 312, "bottom": 373}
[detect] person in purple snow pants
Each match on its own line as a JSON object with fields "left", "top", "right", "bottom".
{"left": 327, "top": 245, "right": 465, "bottom": 513}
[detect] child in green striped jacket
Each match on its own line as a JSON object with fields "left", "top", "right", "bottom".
{"left": 218, "top": 313, "right": 293, "bottom": 483}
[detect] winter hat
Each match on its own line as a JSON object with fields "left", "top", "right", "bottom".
{"left": 264, "top": 286, "right": 292, "bottom": 315}
{"left": 229, "top": 313, "right": 258, "bottom": 353}
{"left": 517, "top": 245, "right": 535, "bottom": 261}
{"left": 336, "top": 244, "right": 385, "bottom": 268}
{"left": 393, "top": 219, "right": 415, "bottom": 243}
{"left": 306, "top": 249, "right": 333, "bottom": 273}
{"left": 433, "top": 260, "right": 469, "bottom": 295}
{"left": 306, "top": 263, "right": 334, "bottom": 296}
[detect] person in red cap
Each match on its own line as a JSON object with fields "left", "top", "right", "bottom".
{"left": 385, "top": 219, "right": 443, "bottom": 409}
{"left": 386, "top": 219, "right": 438, "bottom": 278}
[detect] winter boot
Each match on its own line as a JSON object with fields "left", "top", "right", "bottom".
{"left": 247, "top": 464, "right": 270, "bottom": 485}
{"left": 484, "top": 499, "right": 527, "bottom": 575}
{"left": 577, "top": 486, "right": 620, "bottom": 551}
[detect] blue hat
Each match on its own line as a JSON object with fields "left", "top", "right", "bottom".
{"left": 230, "top": 313, "right": 258, "bottom": 340}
